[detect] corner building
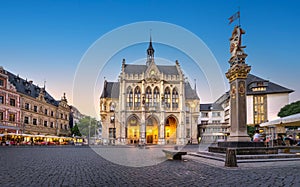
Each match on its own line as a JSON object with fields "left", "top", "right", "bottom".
{"left": 100, "top": 40, "right": 200, "bottom": 145}
{"left": 1, "top": 67, "right": 71, "bottom": 136}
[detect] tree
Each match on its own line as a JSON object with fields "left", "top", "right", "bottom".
{"left": 71, "top": 124, "right": 82, "bottom": 137}
{"left": 77, "top": 116, "right": 99, "bottom": 137}
{"left": 278, "top": 100, "right": 300, "bottom": 117}
{"left": 247, "top": 125, "right": 255, "bottom": 138}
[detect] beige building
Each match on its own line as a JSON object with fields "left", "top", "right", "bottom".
{"left": 100, "top": 39, "right": 200, "bottom": 145}
{"left": 1, "top": 67, "right": 71, "bottom": 136}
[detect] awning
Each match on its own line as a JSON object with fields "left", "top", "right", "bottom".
{"left": 260, "top": 113, "right": 300, "bottom": 127}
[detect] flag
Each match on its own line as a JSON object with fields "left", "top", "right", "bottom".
{"left": 228, "top": 11, "right": 240, "bottom": 24}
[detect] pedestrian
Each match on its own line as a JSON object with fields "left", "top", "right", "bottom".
{"left": 253, "top": 130, "right": 261, "bottom": 142}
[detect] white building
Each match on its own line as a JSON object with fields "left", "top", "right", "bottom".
{"left": 199, "top": 74, "right": 293, "bottom": 142}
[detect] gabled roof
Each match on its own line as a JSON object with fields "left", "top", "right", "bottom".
{"left": 246, "top": 74, "right": 293, "bottom": 95}
{"left": 100, "top": 81, "right": 120, "bottom": 99}
{"left": 7, "top": 71, "right": 59, "bottom": 106}
{"left": 214, "top": 74, "right": 293, "bottom": 103}
{"left": 215, "top": 91, "right": 230, "bottom": 105}
{"left": 124, "top": 64, "right": 179, "bottom": 75}
{"left": 157, "top": 65, "right": 179, "bottom": 75}
{"left": 185, "top": 82, "right": 199, "bottom": 100}
{"left": 124, "top": 64, "right": 147, "bottom": 74}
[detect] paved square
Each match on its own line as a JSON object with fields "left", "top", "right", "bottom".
{"left": 0, "top": 146, "right": 300, "bottom": 186}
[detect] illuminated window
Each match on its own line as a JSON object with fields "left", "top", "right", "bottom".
{"left": 134, "top": 86, "right": 141, "bottom": 108}
{"left": 164, "top": 87, "right": 171, "bottom": 108}
{"left": 127, "top": 87, "right": 133, "bottom": 107}
{"left": 253, "top": 95, "right": 267, "bottom": 125}
{"left": 110, "top": 103, "right": 115, "bottom": 112}
{"left": 9, "top": 113, "right": 15, "bottom": 122}
{"left": 252, "top": 87, "right": 266, "bottom": 92}
{"left": 172, "top": 88, "right": 179, "bottom": 109}
{"left": 145, "top": 87, "right": 152, "bottom": 107}
{"left": 153, "top": 87, "right": 160, "bottom": 107}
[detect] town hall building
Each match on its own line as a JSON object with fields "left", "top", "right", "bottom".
{"left": 100, "top": 39, "right": 200, "bottom": 145}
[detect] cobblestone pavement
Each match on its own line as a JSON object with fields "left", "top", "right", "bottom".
{"left": 0, "top": 146, "right": 300, "bottom": 186}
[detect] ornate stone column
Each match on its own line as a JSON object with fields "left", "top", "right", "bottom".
{"left": 225, "top": 26, "right": 251, "bottom": 143}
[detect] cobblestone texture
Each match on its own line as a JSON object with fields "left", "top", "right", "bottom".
{"left": 0, "top": 146, "right": 300, "bottom": 186}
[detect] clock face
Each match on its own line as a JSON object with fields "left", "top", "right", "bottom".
{"left": 150, "top": 69, "right": 155, "bottom": 75}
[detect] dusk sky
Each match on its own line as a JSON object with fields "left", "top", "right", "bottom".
{"left": 1, "top": 0, "right": 299, "bottom": 119}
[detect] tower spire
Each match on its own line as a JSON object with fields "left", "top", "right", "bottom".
{"left": 146, "top": 34, "right": 154, "bottom": 66}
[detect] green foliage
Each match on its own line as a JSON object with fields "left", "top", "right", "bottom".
{"left": 278, "top": 100, "right": 300, "bottom": 117}
{"left": 71, "top": 124, "right": 82, "bottom": 137}
{"left": 247, "top": 125, "right": 255, "bottom": 138}
{"left": 77, "top": 116, "right": 99, "bottom": 137}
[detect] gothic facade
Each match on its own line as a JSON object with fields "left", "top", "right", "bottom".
{"left": 100, "top": 40, "right": 200, "bottom": 145}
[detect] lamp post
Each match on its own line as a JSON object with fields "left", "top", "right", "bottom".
{"left": 142, "top": 96, "right": 146, "bottom": 145}
{"left": 113, "top": 111, "right": 116, "bottom": 144}
{"left": 88, "top": 118, "right": 91, "bottom": 146}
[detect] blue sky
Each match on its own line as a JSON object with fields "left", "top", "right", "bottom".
{"left": 1, "top": 0, "right": 300, "bottom": 118}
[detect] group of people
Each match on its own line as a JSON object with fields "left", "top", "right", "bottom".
{"left": 253, "top": 130, "right": 300, "bottom": 146}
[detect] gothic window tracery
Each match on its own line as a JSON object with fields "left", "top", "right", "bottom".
{"left": 134, "top": 86, "right": 141, "bottom": 108}
{"left": 172, "top": 88, "right": 179, "bottom": 109}
{"left": 164, "top": 87, "right": 171, "bottom": 108}
{"left": 145, "top": 87, "right": 152, "bottom": 107}
{"left": 153, "top": 87, "right": 160, "bottom": 107}
{"left": 127, "top": 87, "right": 133, "bottom": 108}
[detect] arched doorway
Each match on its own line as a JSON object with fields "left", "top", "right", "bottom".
{"left": 165, "top": 116, "right": 177, "bottom": 144}
{"left": 146, "top": 115, "right": 159, "bottom": 144}
{"left": 126, "top": 115, "right": 140, "bottom": 144}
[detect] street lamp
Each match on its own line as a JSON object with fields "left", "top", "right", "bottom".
{"left": 110, "top": 103, "right": 116, "bottom": 145}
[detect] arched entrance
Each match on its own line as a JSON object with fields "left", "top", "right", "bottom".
{"left": 165, "top": 116, "right": 177, "bottom": 144}
{"left": 126, "top": 115, "right": 140, "bottom": 144}
{"left": 146, "top": 115, "right": 159, "bottom": 144}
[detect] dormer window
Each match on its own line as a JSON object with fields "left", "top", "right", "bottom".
{"left": 250, "top": 81, "right": 268, "bottom": 92}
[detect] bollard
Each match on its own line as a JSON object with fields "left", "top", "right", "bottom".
{"left": 225, "top": 148, "right": 237, "bottom": 167}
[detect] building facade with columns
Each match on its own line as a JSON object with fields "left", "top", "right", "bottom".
{"left": 100, "top": 40, "right": 200, "bottom": 145}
